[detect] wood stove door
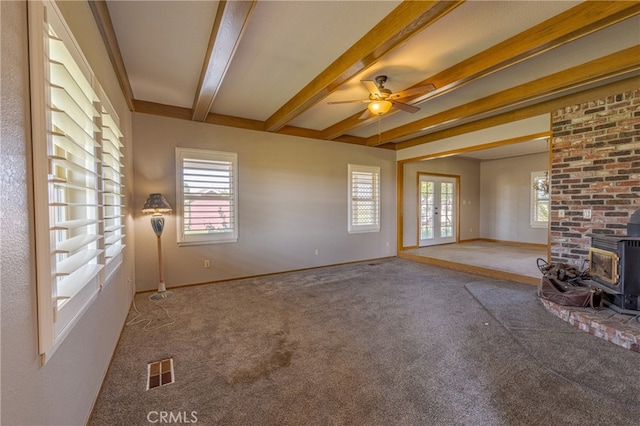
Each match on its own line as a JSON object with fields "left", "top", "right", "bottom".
{"left": 418, "top": 174, "right": 457, "bottom": 247}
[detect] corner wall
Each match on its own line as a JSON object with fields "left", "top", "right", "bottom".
{"left": 133, "top": 113, "right": 397, "bottom": 292}
{"left": 550, "top": 88, "right": 640, "bottom": 263}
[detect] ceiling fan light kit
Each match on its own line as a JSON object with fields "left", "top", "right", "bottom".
{"left": 368, "top": 100, "right": 392, "bottom": 115}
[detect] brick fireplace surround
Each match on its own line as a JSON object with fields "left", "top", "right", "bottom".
{"left": 544, "top": 89, "right": 640, "bottom": 350}
{"left": 550, "top": 89, "right": 640, "bottom": 263}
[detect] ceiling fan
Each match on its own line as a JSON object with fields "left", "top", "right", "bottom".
{"left": 328, "top": 75, "right": 435, "bottom": 118}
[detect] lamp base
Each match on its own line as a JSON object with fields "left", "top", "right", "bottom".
{"left": 150, "top": 290, "right": 174, "bottom": 301}
{"left": 149, "top": 280, "right": 173, "bottom": 301}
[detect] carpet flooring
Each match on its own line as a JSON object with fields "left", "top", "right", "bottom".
{"left": 90, "top": 258, "right": 639, "bottom": 425}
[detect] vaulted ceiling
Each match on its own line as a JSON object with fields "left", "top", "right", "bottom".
{"left": 91, "top": 1, "right": 640, "bottom": 151}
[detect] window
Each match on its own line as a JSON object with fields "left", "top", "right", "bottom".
{"left": 531, "top": 171, "right": 549, "bottom": 228}
{"left": 176, "top": 148, "right": 238, "bottom": 245}
{"left": 348, "top": 164, "right": 380, "bottom": 233}
{"left": 29, "top": 0, "right": 126, "bottom": 363}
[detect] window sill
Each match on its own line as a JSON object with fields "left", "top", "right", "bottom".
{"left": 531, "top": 223, "right": 549, "bottom": 229}
{"left": 177, "top": 238, "right": 237, "bottom": 247}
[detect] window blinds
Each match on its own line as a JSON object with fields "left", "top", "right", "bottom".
{"left": 48, "top": 28, "right": 104, "bottom": 305}
{"left": 101, "top": 99, "right": 126, "bottom": 263}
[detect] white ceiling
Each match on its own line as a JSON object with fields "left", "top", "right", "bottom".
{"left": 103, "top": 0, "right": 640, "bottom": 159}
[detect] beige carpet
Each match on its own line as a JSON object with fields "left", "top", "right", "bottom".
{"left": 90, "top": 258, "right": 638, "bottom": 425}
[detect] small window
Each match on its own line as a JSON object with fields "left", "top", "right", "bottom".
{"left": 176, "top": 148, "right": 238, "bottom": 245}
{"left": 531, "top": 171, "right": 549, "bottom": 228}
{"left": 348, "top": 164, "right": 380, "bottom": 233}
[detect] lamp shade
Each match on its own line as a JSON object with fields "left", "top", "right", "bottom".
{"left": 142, "top": 193, "right": 172, "bottom": 214}
{"left": 367, "top": 100, "right": 392, "bottom": 115}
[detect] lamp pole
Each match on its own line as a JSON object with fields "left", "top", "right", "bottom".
{"left": 150, "top": 214, "right": 169, "bottom": 296}
{"left": 142, "top": 193, "right": 173, "bottom": 301}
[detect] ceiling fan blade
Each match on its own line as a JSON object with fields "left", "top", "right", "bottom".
{"left": 390, "top": 100, "right": 420, "bottom": 114}
{"left": 361, "top": 80, "right": 381, "bottom": 97}
{"left": 389, "top": 83, "right": 436, "bottom": 100}
{"left": 327, "top": 99, "right": 370, "bottom": 105}
{"left": 359, "top": 109, "right": 373, "bottom": 120}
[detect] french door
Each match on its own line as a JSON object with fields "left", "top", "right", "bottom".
{"left": 419, "top": 174, "right": 457, "bottom": 247}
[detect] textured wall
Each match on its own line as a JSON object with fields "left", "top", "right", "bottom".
{"left": 550, "top": 89, "right": 640, "bottom": 263}
{"left": 0, "top": 0, "right": 40, "bottom": 419}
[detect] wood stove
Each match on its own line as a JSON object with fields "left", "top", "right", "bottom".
{"left": 586, "top": 208, "right": 640, "bottom": 313}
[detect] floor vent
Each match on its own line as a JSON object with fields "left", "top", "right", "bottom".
{"left": 147, "top": 358, "right": 174, "bottom": 390}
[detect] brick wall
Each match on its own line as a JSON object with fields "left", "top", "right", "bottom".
{"left": 550, "top": 89, "right": 640, "bottom": 264}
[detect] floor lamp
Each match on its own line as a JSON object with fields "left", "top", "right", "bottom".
{"left": 142, "top": 193, "right": 173, "bottom": 301}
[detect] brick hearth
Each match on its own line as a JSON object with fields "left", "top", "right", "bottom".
{"left": 540, "top": 299, "right": 640, "bottom": 353}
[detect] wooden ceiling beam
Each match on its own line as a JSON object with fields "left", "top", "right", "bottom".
{"left": 134, "top": 100, "right": 194, "bottom": 121}
{"left": 191, "top": 1, "right": 257, "bottom": 122}
{"left": 134, "top": 100, "right": 265, "bottom": 132}
{"left": 88, "top": 0, "right": 135, "bottom": 111}
{"left": 323, "top": 1, "right": 640, "bottom": 140}
{"left": 366, "top": 46, "right": 640, "bottom": 146}
{"left": 263, "top": 0, "right": 464, "bottom": 133}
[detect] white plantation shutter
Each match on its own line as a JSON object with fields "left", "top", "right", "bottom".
{"left": 101, "top": 96, "right": 126, "bottom": 267}
{"left": 47, "top": 18, "right": 103, "bottom": 303}
{"left": 176, "top": 148, "right": 238, "bottom": 245}
{"left": 348, "top": 164, "right": 380, "bottom": 233}
{"left": 29, "top": 0, "right": 126, "bottom": 362}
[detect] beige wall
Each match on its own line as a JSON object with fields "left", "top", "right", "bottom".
{"left": 0, "top": 2, "right": 135, "bottom": 424}
{"left": 479, "top": 152, "right": 549, "bottom": 244}
{"left": 402, "top": 157, "right": 481, "bottom": 247}
{"left": 133, "top": 113, "right": 397, "bottom": 292}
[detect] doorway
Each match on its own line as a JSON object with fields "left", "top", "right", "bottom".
{"left": 418, "top": 173, "right": 458, "bottom": 247}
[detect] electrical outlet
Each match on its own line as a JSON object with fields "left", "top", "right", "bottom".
{"left": 204, "top": 259, "right": 210, "bottom": 268}
{"left": 583, "top": 209, "right": 592, "bottom": 219}
{"left": 314, "top": 249, "right": 319, "bottom": 256}
{"left": 558, "top": 209, "right": 565, "bottom": 218}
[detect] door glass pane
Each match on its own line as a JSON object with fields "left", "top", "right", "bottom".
{"left": 440, "top": 182, "right": 453, "bottom": 238}
{"left": 420, "top": 181, "right": 434, "bottom": 240}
